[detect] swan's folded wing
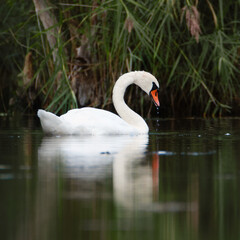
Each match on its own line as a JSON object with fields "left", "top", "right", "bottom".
{"left": 59, "top": 108, "right": 138, "bottom": 135}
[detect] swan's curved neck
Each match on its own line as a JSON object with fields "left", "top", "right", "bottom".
{"left": 112, "top": 72, "right": 148, "bottom": 133}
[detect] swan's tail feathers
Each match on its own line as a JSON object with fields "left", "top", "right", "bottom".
{"left": 37, "top": 109, "right": 62, "bottom": 135}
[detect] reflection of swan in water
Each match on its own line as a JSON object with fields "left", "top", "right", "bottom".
{"left": 38, "top": 135, "right": 158, "bottom": 211}
{"left": 38, "top": 134, "right": 173, "bottom": 213}
{"left": 38, "top": 135, "right": 190, "bottom": 213}
{"left": 113, "top": 135, "right": 153, "bottom": 209}
{"left": 38, "top": 135, "right": 149, "bottom": 181}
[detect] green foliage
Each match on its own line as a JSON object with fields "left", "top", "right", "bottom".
{"left": 0, "top": 0, "right": 35, "bottom": 111}
{"left": 1, "top": 0, "right": 240, "bottom": 116}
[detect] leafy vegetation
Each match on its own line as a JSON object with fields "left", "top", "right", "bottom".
{"left": 1, "top": 0, "right": 240, "bottom": 116}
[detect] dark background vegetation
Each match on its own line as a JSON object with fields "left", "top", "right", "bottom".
{"left": 0, "top": 0, "right": 240, "bottom": 117}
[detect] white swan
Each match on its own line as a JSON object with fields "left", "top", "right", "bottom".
{"left": 37, "top": 71, "right": 160, "bottom": 135}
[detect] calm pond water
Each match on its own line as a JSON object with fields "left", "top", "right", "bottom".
{"left": 0, "top": 115, "right": 240, "bottom": 240}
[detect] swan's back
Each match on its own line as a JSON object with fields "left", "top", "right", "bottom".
{"left": 38, "top": 108, "right": 139, "bottom": 135}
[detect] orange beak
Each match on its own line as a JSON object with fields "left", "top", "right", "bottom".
{"left": 150, "top": 88, "right": 160, "bottom": 107}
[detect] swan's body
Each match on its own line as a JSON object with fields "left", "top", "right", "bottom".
{"left": 38, "top": 108, "right": 141, "bottom": 135}
{"left": 38, "top": 71, "right": 160, "bottom": 135}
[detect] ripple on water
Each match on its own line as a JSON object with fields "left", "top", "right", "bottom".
{"left": 0, "top": 173, "right": 14, "bottom": 180}
{"left": 0, "top": 164, "right": 11, "bottom": 170}
{"left": 154, "top": 150, "right": 216, "bottom": 156}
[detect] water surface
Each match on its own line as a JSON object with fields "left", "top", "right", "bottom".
{"left": 0, "top": 116, "right": 240, "bottom": 240}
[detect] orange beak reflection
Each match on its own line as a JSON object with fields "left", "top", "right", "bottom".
{"left": 150, "top": 89, "right": 160, "bottom": 107}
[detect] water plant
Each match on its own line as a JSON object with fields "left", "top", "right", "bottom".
{"left": 1, "top": 0, "right": 240, "bottom": 116}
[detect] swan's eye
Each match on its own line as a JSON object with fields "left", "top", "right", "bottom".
{"left": 151, "top": 82, "right": 159, "bottom": 91}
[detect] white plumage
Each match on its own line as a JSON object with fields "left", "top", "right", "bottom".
{"left": 38, "top": 71, "right": 160, "bottom": 135}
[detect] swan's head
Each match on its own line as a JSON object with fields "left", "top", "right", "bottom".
{"left": 134, "top": 71, "right": 160, "bottom": 108}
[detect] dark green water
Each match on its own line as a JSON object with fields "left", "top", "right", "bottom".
{"left": 1, "top": 116, "right": 240, "bottom": 240}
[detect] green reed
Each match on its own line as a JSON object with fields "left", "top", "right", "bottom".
{"left": 1, "top": 0, "right": 240, "bottom": 116}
